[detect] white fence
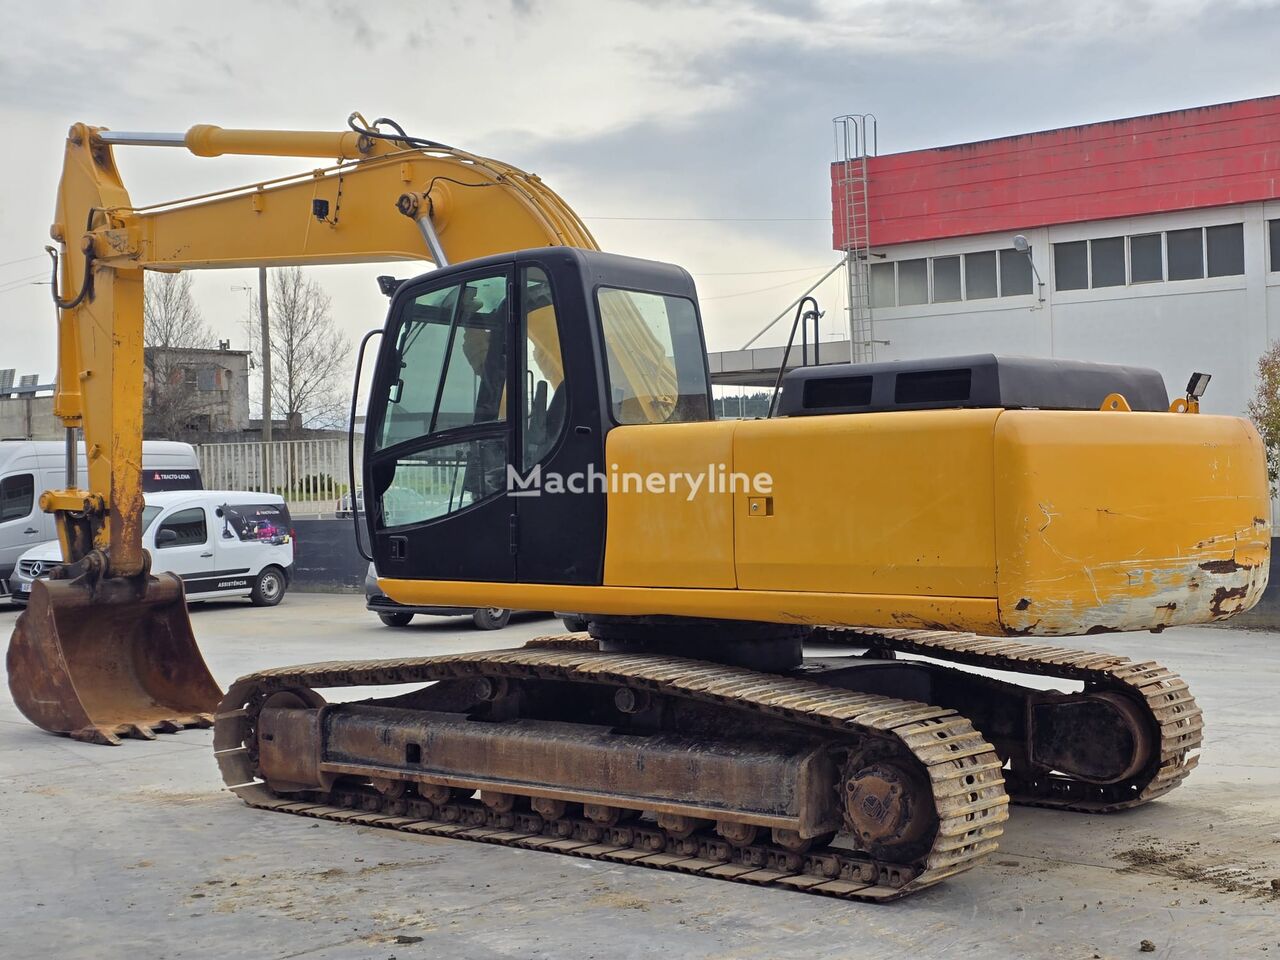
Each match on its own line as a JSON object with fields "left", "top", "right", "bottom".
{"left": 196, "top": 438, "right": 361, "bottom": 516}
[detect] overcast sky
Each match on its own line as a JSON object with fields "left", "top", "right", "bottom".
{"left": 2, "top": 0, "right": 1278, "bottom": 399}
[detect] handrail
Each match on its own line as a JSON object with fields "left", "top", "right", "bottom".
{"left": 349, "top": 327, "right": 383, "bottom": 562}
{"left": 766, "top": 297, "right": 822, "bottom": 419}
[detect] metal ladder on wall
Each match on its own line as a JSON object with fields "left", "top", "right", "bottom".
{"left": 833, "top": 114, "right": 877, "bottom": 363}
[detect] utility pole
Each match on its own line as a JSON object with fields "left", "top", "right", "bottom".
{"left": 235, "top": 273, "right": 274, "bottom": 491}
{"left": 258, "top": 266, "right": 272, "bottom": 489}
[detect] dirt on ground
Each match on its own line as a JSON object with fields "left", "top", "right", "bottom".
{"left": 1116, "top": 840, "right": 1280, "bottom": 900}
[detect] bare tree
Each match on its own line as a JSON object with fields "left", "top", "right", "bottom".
{"left": 264, "top": 267, "right": 350, "bottom": 435}
{"left": 143, "top": 272, "right": 215, "bottom": 438}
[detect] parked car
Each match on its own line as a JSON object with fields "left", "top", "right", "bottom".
{"left": 336, "top": 488, "right": 364, "bottom": 519}
{"left": 364, "top": 562, "right": 514, "bottom": 629}
{"left": 1, "top": 439, "right": 201, "bottom": 601}
{"left": 557, "top": 612, "right": 589, "bottom": 632}
{"left": 7, "top": 490, "right": 294, "bottom": 607}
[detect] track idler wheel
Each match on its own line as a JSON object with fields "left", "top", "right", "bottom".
{"left": 840, "top": 750, "right": 937, "bottom": 861}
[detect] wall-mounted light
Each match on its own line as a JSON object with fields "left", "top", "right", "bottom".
{"left": 1012, "top": 234, "right": 1046, "bottom": 305}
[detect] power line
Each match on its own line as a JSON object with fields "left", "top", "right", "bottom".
{"left": 0, "top": 272, "right": 48, "bottom": 294}
{"left": 700, "top": 269, "right": 837, "bottom": 301}
{"left": 585, "top": 216, "right": 828, "bottom": 223}
{"left": 693, "top": 265, "right": 829, "bottom": 277}
{"left": 0, "top": 253, "right": 47, "bottom": 270}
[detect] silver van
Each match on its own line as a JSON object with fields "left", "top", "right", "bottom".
{"left": 0, "top": 439, "right": 201, "bottom": 599}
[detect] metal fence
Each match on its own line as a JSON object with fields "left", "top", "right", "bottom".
{"left": 196, "top": 438, "right": 360, "bottom": 517}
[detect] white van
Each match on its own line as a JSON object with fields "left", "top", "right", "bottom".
{"left": 7, "top": 490, "right": 294, "bottom": 607}
{"left": 0, "top": 439, "right": 201, "bottom": 597}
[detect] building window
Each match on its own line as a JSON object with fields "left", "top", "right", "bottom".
{"left": 898, "top": 258, "right": 929, "bottom": 305}
{"left": 964, "top": 251, "right": 997, "bottom": 300}
{"left": 1206, "top": 223, "right": 1244, "bottom": 277}
{"left": 1167, "top": 228, "right": 1204, "bottom": 281}
{"left": 1130, "top": 233, "right": 1163, "bottom": 283}
{"left": 999, "top": 248, "right": 1033, "bottom": 296}
{"left": 1270, "top": 219, "right": 1280, "bottom": 273}
{"left": 1054, "top": 241, "right": 1088, "bottom": 291}
{"left": 1090, "top": 236, "right": 1126, "bottom": 287}
{"left": 932, "top": 256, "right": 962, "bottom": 302}
{"left": 869, "top": 261, "right": 896, "bottom": 308}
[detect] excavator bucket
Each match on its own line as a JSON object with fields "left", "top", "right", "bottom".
{"left": 6, "top": 572, "right": 222, "bottom": 745}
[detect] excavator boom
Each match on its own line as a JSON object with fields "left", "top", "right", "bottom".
{"left": 8, "top": 117, "right": 596, "bottom": 743}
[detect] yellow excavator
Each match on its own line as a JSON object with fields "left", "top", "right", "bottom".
{"left": 7, "top": 116, "right": 1270, "bottom": 901}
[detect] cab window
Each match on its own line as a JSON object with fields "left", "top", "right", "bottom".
{"left": 377, "top": 274, "right": 509, "bottom": 450}
{"left": 381, "top": 438, "right": 507, "bottom": 528}
{"left": 373, "top": 271, "right": 512, "bottom": 529}
{"left": 0, "top": 473, "right": 35, "bottom": 523}
{"left": 522, "top": 266, "right": 567, "bottom": 469}
{"left": 596, "top": 288, "right": 710, "bottom": 424}
{"left": 156, "top": 507, "right": 207, "bottom": 548}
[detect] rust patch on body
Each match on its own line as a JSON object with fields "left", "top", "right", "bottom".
{"left": 1199, "top": 558, "right": 1249, "bottom": 574}
{"left": 1209, "top": 585, "right": 1249, "bottom": 617}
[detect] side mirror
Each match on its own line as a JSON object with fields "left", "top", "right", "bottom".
{"left": 156, "top": 528, "right": 179, "bottom": 546}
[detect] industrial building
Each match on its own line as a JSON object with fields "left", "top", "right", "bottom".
{"left": 834, "top": 94, "right": 1280, "bottom": 419}
{"left": 712, "top": 95, "right": 1280, "bottom": 420}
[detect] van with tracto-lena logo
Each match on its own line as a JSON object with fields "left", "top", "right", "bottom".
{"left": 0, "top": 439, "right": 202, "bottom": 599}
{"left": 7, "top": 490, "right": 294, "bottom": 607}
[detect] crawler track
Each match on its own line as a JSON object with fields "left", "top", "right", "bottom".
{"left": 214, "top": 645, "right": 1009, "bottom": 902}
{"left": 815, "top": 628, "right": 1203, "bottom": 812}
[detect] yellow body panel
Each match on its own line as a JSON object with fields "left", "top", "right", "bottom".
{"left": 603, "top": 423, "right": 737, "bottom": 588}
{"left": 383, "top": 407, "right": 1270, "bottom": 637}
{"left": 732, "top": 410, "right": 999, "bottom": 597}
{"left": 993, "top": 411, "right": 1270, "bottom": 634}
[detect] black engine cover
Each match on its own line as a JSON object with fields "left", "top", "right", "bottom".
{"left": 777, "top": 354, "right": 1170, "bottom": 416}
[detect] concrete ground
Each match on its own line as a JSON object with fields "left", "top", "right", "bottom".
{"left": 0, "top": 594, "right": 1276, "bottom": 960}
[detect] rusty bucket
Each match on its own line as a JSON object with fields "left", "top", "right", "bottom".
{"left": 6, "top": 569, "right": 223, "bottom": 745}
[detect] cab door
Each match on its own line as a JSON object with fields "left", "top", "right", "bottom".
{"left": 511, "top": 262, "right": 608, "bottom": 583}
{"left": 365, "top": 265, "right": 516, "bottom": 583}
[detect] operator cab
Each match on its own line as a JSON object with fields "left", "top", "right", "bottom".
{"left": 364, "top": 247, "right": 713, "bottom": 586}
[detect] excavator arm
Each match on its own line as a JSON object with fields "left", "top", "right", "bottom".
{"left": 10, "top": 117, "right": 597, "bottom": 744}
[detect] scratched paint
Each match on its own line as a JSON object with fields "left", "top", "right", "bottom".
{"left": 994, "top": 410, "right": 1271, "bottom": 636}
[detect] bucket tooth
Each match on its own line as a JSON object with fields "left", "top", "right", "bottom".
{"left": 70, "top": 725, "right": 123, "bottom": 746}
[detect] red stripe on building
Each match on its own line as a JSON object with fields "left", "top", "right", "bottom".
{"left": 832, "top": 95, "right": 1280, "bottom": 249}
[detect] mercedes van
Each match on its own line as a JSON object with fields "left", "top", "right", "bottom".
{"left": 0, "top": 439, "right": 202, "bottom": 598}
